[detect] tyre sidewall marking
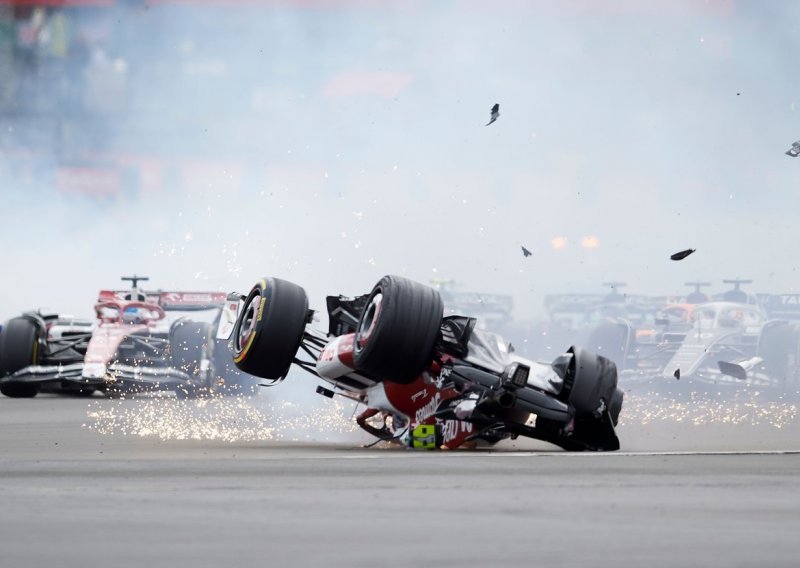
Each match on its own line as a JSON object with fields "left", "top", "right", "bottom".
{"left": 233, "top": 280, "right": 268, "bottom": 364}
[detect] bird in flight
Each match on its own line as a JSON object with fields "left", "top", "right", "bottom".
{"left": 521, "top": 245, "right": 532, "bottom": 257}
{"left": 486, "top": 103, "right": 500, "bottom": 126}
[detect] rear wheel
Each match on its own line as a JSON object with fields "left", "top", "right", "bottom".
{"left": 353, "top": 275, "right": 443, "bottom": 385}
{"left": 559, "top": 347, "right": 618, "bottom": 416}
{"left": 232, "top": 277, "right": 309, "bottom": 380}
{"left": 0, "top": 317, "right": 41, "bottom": 398}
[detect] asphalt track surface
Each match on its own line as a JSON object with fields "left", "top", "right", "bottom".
{"left": 2, "top": 393, "right": 800, "bottom": 568}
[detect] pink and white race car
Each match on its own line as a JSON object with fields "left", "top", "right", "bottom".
{"left": 0, "top": 276, "right": 249, "bottom": 398}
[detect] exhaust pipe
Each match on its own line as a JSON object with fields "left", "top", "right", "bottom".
{"left": 477, "top": 390, "right": 517, "bottom": 415}
{"left": 495, "top": 390, "right": 516, "bottom": 409}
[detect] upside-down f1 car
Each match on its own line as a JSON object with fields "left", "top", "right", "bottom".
{"left": 226, "top": 275, "right": 623, "bottom": 451}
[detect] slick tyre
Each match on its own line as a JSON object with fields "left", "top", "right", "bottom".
{"left": 353, "top": 275, "right": 443, "bottom": 385}
{"left": 560, "top": 347, "right": 618, "bottom": 416}
{"left": 232, "top": 277, "right": 309, "bottom": 380}
{"left": 0, "top": 317, "right": 41, "bottom": 398}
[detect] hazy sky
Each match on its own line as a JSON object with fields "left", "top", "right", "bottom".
{"left": 2, "top": 0, "right": 800, "bottom": 321}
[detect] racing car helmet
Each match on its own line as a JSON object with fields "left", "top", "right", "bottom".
{"left": 122, "top": 306, "right": 148, "bottom": 324}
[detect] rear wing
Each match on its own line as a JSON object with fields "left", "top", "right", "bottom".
{"left": 544, "top": 293, "right": 679, "bottom": 318}
{"left": 757, "top": 294, "right": 800, "bottom": 320}
{"left": 97, "top": 290, "right": 228, "bottom": 311}
{"left": 544, "top": 294, "right": 607, "bottom": 317}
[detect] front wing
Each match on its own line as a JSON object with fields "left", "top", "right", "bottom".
{"left": 1, "top": 362, "right": 200, "bottom": 391}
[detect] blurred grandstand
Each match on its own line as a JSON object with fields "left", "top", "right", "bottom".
{"left": 0, "top": 1, "right": 416, "bottom": 198}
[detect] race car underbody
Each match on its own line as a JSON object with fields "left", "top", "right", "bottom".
{"left": 226, "top": 274, "right": 623, "bottom": 451}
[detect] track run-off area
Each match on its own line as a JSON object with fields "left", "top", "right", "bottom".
{"left": 1, "top": 393, "right": 799, "bottom": 568}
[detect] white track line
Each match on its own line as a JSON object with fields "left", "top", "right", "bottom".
{"left": 309, "top": 449, "right": 800, "bottom": 459}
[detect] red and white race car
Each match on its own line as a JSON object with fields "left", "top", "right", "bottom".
{"left": 0, "top": 276, "right": 250, "bottom": 398}
{"left": 227, "top": 275, "right": 623, "bottom": 451}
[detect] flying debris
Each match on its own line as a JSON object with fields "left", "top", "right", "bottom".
{"left": 670, "top": 248, "right": 696, "bottom": 261}
{"left": 486, "top": 103, "right": 500, "bottom": 126}
{"left": 786, "top": 141, "right": 800, "bottom": 157}
{"left": 673, "top": 368, "right": 680, "bottom": 380}
{"left": 521, "top": 245, "right": 532, "bottom": 257}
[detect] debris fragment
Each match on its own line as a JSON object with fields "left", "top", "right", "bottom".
{"left": 486, "top": 103, "right": 500, "bottom": 126}
{"left": 521, "top": 245, "right": 532, "bottom": 257}
{"left": 673, "top": 368, "right": 680, "bottom": 380}
{"left": 670, "top": 248, "right": 696, "bottom": 261}
{"left": 786, "top": 141, "right": 800, "bottom": 157}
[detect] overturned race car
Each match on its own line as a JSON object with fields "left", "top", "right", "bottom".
{"left": 226, "top": 275, "right": 623, "bottom": 451}
{"left": 0, "top": 276, "right": 252, "bottom": 398}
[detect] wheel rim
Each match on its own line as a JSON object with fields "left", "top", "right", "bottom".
{"left": 355, "top": 292, "right": 382, "bottom": 352}
{"left": 235, "top": 295, "right": 261, "bottom": 355}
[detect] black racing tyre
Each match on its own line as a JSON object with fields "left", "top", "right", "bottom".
{"left": 171, "top": 321, "right": 211, "bottom": 380}
{"left": 231, "top": 277, "right": 309, "bottom": 380}
{"left": 353, "top": 275, "right": 443, "bottom": 385}
{"left": 609, "top": 387, "right": 624, "bottom": 427}
{"left": 0, "top": 383, "right": 39, "bottom": 398}
{"left": 560, "top": 346, "right": 618, "bottom": 416}
{"left": 0, "top": 317, "right": 41, "bottom": 398}
{"left": 585, "top": 321, "right": 630, "bottom": 372}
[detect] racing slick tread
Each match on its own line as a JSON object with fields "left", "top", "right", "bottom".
{"left": 0, "top": 317, "right": 41, "bottom": 398}
{"left": 232, "top": 277, "right": 309, "bottom": 380}
{"left": 560, "top": 346, "right": 618, "bottom": 416}
{"left": 353, "top": 275, "right": 443, "bottom": 384}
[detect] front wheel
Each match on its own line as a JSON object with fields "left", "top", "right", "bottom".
{"left": 0, "top": 383, "right": 38, "bottom": 398}
{"left": 0, "top": 317, "right": 41, "bottom": 398}
{"left": 353, "top": 275, "right": 443, "bottom": 384}
{"left": 231, "top": 277, "right": 309, "bottom": 380}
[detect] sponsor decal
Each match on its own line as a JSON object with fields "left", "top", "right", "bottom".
{"left": 441, "top": 420, "right": 473, "bottom": 444}
{"left": 256, "top": 281, "right": 268, "bottom": 321}
{"left": 414, "top": 392, "right": 441, "bottom": 424}
{"left": 182, "top": 293, "right": 214, "bottom": 302}
{"left": 411, "top": 389, "right": 428, "bottom": 403}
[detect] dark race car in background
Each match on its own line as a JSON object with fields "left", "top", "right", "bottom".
{"left": 225, "top": 274, "right": 623, "bottom": 451}
{"left": 0, "top": 276, "right": 254, "bottom": 398}
{"left": 585, "top": 281, "right": 800, "bottom": 394}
